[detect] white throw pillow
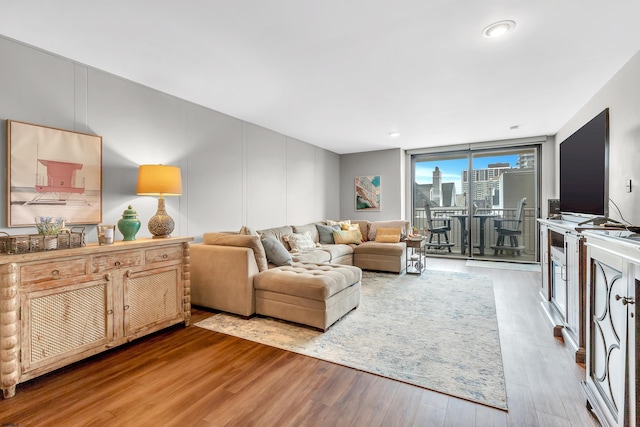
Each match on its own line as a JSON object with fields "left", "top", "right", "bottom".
{"left": 285, "top": 231, "right": 316, "bottom": 252}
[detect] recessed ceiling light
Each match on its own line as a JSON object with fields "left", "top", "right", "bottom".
{"left": 482, "top": 20, "right": 516, "bottom": 38}
{"left": 388, "top": 131, "right": 401, "bottom": 138}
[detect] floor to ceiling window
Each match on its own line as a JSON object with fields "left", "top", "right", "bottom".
{"left": 411, "top": 145, "right": 539, "bottom": 263}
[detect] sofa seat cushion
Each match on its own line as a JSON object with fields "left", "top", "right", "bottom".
{"left": 318, "top": 243, "right": 354, "bottom": 260}
{"left": 254, "top": 263, "right": 362, "bottom": 301}
{"left": 354, "top": 240, "right": 406, "bottom": 256}
{"left": 291, "top": 249, "right": 331, "bottom": 264}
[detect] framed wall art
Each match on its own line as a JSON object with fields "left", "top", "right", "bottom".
{"left": 355, "top": 175, "right": 381, "bottom": 211}
{"left": 6, "top": 120, "right": 102, "bottom": 227}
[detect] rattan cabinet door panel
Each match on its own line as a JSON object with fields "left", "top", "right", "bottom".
{"left": 20, "top": 278, "right": 113, "bottom": 376}
{"left": 123, "top": 265, "right": 183, "bottom": 339}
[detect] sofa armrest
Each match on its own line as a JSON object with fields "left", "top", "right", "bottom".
{"left": 191, "top": 243, "right": 259, "bottom": 317}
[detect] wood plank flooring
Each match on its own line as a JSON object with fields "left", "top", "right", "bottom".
{"left": 0, "top": 259, "right": 601, "bottom": 426}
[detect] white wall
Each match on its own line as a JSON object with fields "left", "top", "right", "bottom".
{"left": 555, "top": 50, "right": 640, "bottom": 225}
{"left": 339, "top": 148, "right": 404, "bottom": 220}
{"left": 0, "top": 35, "right": 340, "bottom": 242}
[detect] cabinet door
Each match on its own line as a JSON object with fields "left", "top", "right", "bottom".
{"left": 628, "top": 266, "right": 638, "bottom": 427}
{"left": 123, "top": 264, "right": 183, "bottom": 338}
{"left": 585, "top": 246, "right": 627, "bottom": 427}
{"left": 540, "top": 224, "right": 550, "bottom": 299}
{"left": 565, "top": 233, "right": 580, "bottom": 342}
{"left": 20, "top": 279, "right": 113, "bottom": 375}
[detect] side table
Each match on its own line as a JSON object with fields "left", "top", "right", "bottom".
{"left": 406, "top": 237, "right": 427, "bottom": 274}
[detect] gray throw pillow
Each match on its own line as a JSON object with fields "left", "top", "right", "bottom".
{"left": 261, "top": 235, "right": 293, "bottom": 266}
{"left": 317, "top": 224, "right": 340, "bottom": 244}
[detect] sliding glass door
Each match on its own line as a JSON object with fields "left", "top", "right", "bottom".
{"left": 412, "top": 145, "right": 539, "bottom": 262}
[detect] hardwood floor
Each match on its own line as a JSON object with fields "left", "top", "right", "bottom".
{"left": 0, "top": 259, "right": 600, "bottom": 426}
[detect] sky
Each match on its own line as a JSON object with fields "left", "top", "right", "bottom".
{"left": 415, "top": 154, "right": 519, "bottom": 193}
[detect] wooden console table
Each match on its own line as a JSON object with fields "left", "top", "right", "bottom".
{"left": 0, "top": 237, "right": 192, "bottom": 398}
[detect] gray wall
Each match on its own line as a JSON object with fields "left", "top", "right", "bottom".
{"left": 339, "top": 148, "right": 405, "bottom": 220}
{"left": 0, "top": 35, "right": 340, "bottom": 242}
{"left": 554, "top": 49, "right": 640, "bottom": 225}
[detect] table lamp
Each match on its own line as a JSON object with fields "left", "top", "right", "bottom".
{"left": 136, "top": 164, "right": 182, "bottom": 238}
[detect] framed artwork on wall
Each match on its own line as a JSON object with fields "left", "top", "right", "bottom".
{"left": 6, "top": 120, "right": 102, "bottom": 227}
{"left": 355, "top": 175, "right": 381, "bottom": 211}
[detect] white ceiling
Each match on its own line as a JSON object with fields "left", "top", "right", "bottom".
{"left": 2, "top": 1, "right": 640, "bottom": 154}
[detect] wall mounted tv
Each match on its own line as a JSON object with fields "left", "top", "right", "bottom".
{"left": 559, "top": 108, "right": 609, "bottom": 218}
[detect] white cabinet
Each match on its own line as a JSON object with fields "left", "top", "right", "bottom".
{"left": 583, "top": 232, "right": 637, "bottom": 427}
{"left": 538, "top": 219, "right": 587, "bottom": 362}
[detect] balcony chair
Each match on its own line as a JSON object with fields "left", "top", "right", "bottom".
{"left": 491, "top": 197, "right": 527, "bottom": 256}
{"left": 424, "top": 204, "right": 453, "bottom": 252}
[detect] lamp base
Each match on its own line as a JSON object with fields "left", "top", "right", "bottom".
{"left": 148, "top": 197, "right": 174, "bottom": 238}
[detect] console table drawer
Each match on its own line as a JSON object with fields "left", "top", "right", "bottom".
{"left": 145, "top": 245, "right": 182, "bottom": 264}
{"left": 92, "top": 250, "right": 142, "bottom": 272}
{"left": 21, "top": 258, "right": 87, "bottom": 284}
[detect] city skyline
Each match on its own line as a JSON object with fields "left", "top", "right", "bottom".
{"left": 415, "top": 154, "right": 519, "bottom": 193}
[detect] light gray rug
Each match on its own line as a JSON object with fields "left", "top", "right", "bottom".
{"left": 195, "top": 269, "right": 508, "bottom": 410}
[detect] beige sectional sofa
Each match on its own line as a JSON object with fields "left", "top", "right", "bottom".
{"left": 191, "top": 219, "right": 409, "bottom": 330}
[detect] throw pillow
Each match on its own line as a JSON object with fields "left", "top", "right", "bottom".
{"left": 342, "top": 223, "right": 364, "bottom": 242}
{"left": 326, "top": 219, "right": 351, "bottom": 228}
{"left": 332, "top": 229, "right": 361, "bottom": 245}
{"left": 368, "top": 220, "right": 409, "bottom": 241}
{"left": 239, "top": 225, "right": 259, "bottom": 236}
{"left": 285, "top": 231, "right": 316, "bottom": 252}
{"left": 316, "top": 224, "right": 340, "bottom": 244}
{"left": 261, "top": 235, "right": 293, "bottom": 266}
{"left": 292, "top": 224, "right": 319, "bottom": 243}
{"left": 374, "top": 227, "right": 402, "bottom": 243}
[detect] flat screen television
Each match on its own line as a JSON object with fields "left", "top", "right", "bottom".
{"left": 559, "top": 108, "right": 609, "bottom": 219}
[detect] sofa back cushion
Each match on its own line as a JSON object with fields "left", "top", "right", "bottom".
{"left": 368, "top": 220, "right": 410, "bottom": 241}
{"left": 292, "top": 223, "right": 320, "bottom": 243}
{"left": 203, "top": 232, "right": 269, "bottom": 272}
{"left": 257, "top": 225, "right": 294, "bottom": 250}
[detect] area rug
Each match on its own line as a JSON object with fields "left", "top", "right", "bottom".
{"left": 466, "top": 259, "right": 541, "bottom": 272}
{"left": 195, "top": 270, "right": 508, "bottom": 410}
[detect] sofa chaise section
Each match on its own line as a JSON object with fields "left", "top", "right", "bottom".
{"left": 254, "top": 263, "right": 362, "bottom": 331}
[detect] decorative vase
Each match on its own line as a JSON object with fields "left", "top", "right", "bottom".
{"left": 117, "top": 205, "right": 141, "bottom": 241}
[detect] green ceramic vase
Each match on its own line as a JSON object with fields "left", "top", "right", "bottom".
{"left": 117, "top": 205, "right": 141, "bottom": 241}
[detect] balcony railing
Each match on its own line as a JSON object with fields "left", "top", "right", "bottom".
{"left": 413, "top": 206, "right": 537, "bottom": 261}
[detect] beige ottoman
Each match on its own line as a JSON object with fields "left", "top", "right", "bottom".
{"left": 253, "top": 263, "right": 362, "bottom": 331}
